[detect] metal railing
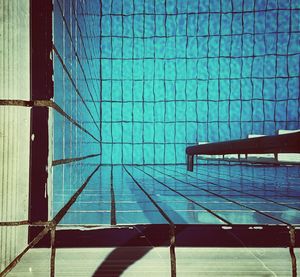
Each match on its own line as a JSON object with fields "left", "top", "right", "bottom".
{"left": 186, "top": 131, "right": 300, "bottom": 171}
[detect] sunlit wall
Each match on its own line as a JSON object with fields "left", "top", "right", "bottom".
{"left": 0, "top": 0, "right": 30, "bottom": 270}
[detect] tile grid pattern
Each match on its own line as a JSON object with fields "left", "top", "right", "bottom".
{"left": 99, "top": 0, "right": 300, "bottom": 164}
{"left": 59, "top": 165, "right": 300, "bottom": 226}
{"left": 52, "top": 0, "right": 102, "bottom": 215}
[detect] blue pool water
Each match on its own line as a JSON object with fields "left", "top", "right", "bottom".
{"left": 51, "top": 0, "right": 300, "bottom": 225}
{"left": 54, "top": 164, "right": 300, "bottom": 225}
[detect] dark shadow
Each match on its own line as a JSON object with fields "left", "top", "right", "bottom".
{"left": 92, "top": 225, "right": 171, "bottom": 277}
{"left": 92, "top": 201, "right": 201, "bottom": 276}
{"left": 92, "top": 189, "right": 189, "bottom": 276}
{"left": 92, "top": 168, "right": 190, "bottom": 276}
{"left": 91, "top": 164, "right": 295, "bottom": 276}
{"left": 92, "top": 245, "right": 153, "bottom": 276}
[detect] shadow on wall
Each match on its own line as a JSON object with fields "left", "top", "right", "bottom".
{"left": 92, "top": 225, "right": 172, "bottom": 277}
{"left": 92, "top": 245, "right": 153, "bottom": 276}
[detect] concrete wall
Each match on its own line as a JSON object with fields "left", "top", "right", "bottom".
{"left": 0, "top": 0, "right": 30, "bottom": 271}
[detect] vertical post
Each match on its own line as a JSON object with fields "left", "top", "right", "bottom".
{"left": 28, "top": 0, "right": 53, "bottom": 244}
{"left": 289, "top": 227, "right": 297, "bottom": 277}
{"left": 187, "top": 155, "right": 194, "bottom": 172}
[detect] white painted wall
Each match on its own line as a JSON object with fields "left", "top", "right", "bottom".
{"left": 0, "top": 0, "right": 30, "bottom": 271}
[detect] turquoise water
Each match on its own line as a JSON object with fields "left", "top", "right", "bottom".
{"left": 53, "top": 0, "right": 300, "bottom": 165}
{"left": 56, "top": 164, "right": 300, "bottom": 225}
{"left": 52, "top": 0, "right": 300, "bottom": 224}
{"left": 99, "top": 0, "right": 300, "bottom": 164}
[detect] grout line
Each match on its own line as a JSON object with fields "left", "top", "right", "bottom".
{"left": 52, "top": 165, "right": 100, "bottom": 223}
{"left": 52, "top": 153, "right": 101, "bottom": 166}
{"left": 167, "top": 166, "right": 300, "bottom": 211}
{"left": 0, "top": 165, "right": 100, "bottom": 276}
{"left": 54, "top": 0, "right": 100, "bottom": 119}
{"left": 0, "top": 227, "right": 50, "bottom": 276}
{"left": 0, "top": 99, "right": 100, "bottom": 143}
{"left": 151, "top": 166, "right": 291, "bottom": 225}
{"left": 50, "top": 227, "right": 56, "bottom": 277}
{"left": 110, "top": 166, "right": 116, "bottom": 225}
{"left": 136, "top": 166, "right": 231, "bottom": 225}
{"left": 289, "top": 226, "right": 297, "bottom": 277}
{"left": 123, "top": 166, "right": 177, "bottom": 277}
{"left": 79, "top": 8, "right": 300, "bottom": 16}
{"left": 52, "top": 45, "right": 100, "bottom": 133}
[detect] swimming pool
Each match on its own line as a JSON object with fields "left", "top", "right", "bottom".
{"left": 51, "top": 0, "right": 300, "bottom": 231}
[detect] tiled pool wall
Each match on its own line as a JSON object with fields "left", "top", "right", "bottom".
{"left": 52, "top": 0, "right": 300, "bottom": 216}
{"left": 52, "top": 0, "right": 101, "bottom": 214}
{"left": 99, "top": 0, "right": 300, "bottom": 164}
{"left": 53, "top": 0, "right": 300, "bottom": 165}
{"left": 59, "top": 164, "right": 300, "bottom": 225}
